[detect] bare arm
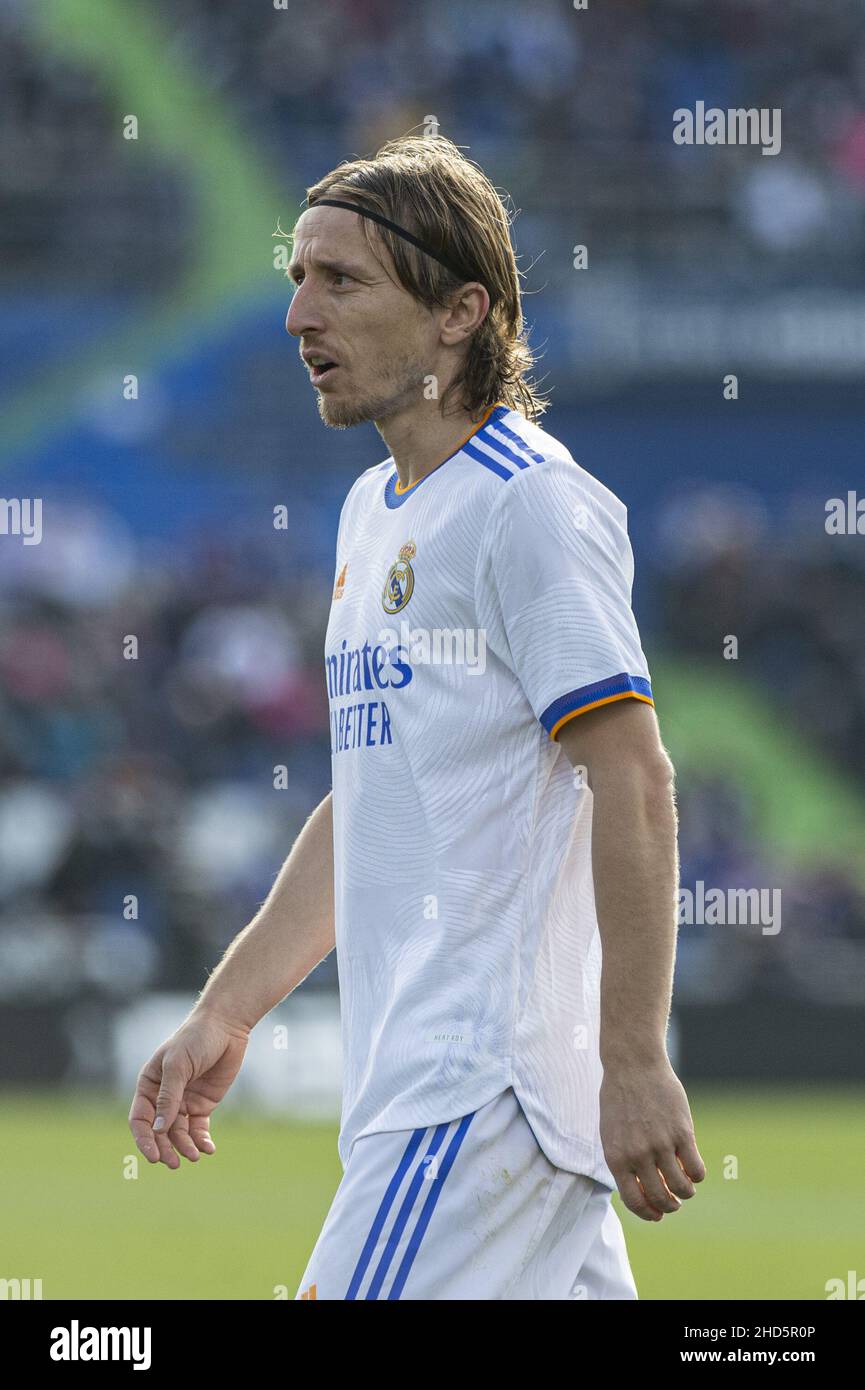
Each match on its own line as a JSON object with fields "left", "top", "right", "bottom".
{"left": 558, "top": 701, "right": 706, "bottom": 1221}
{"left": 195, "top": 789, "right": 335, "bottom": 1032}
{"left": 129, "top": 791, "right": 335, "bottom": 1167}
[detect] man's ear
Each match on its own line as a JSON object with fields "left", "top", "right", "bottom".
{"left": 440, "top": 282, "right": 490, "bottom": 347}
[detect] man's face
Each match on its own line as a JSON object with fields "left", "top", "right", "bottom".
{"left": 286, "top": 204, "right": 442, "bottom": 429}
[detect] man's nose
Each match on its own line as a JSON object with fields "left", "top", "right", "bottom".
{"left": 285, "top": 282, "right": 323, "bottom": 338}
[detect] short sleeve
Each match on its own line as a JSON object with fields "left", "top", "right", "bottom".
{"left": 473, "top": 456, "right": 654, "bottom": 740}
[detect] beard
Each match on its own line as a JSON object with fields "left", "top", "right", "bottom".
{"left": 316, "top": 355, "right": 430, "bottom": 430}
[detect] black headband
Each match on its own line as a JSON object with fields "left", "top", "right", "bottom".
{"left": 310, "top": 198, "right": 475, "bottom": 285}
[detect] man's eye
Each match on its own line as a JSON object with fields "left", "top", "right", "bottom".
{"left": 289, "top": 271, "right": 351, "bottom": 288}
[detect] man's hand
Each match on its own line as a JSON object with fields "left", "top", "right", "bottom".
{"left": 600, "top": 1054, "right": 706, "bottom": 1220}
{"left": 128, "top": 1009, "right": 251, "bottom": 1169}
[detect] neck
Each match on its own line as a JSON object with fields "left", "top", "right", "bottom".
{"left": 376, "top": 396, "right": 500, "bottom": 491}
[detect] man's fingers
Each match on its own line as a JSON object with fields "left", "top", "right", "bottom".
{"left": 675, "top": 1136, "right": 707, "bottom": 1185}
{"left": 152, "top": 1055, "right": 191, "bottom": 1138}
{"left": 130, "top": 1108, "right": 192, "bottom": 1168}
{"left": 617, "top": 1149, "right": 702, "bottom": 1220}
{"left": 189, "top": 1120, "right": 216, "bottom": 1155}
{"left": 128, "top": 1074, "right": 163, "bottom": 1164}
{"left": 657, "top": 1146, "right": 697, "bottom": 1201}
{"left": 634, "top": 1163, "right": 682, "bottom": 1215}
{"left": 153, "top": 1128, "right": 182, "bottom": 1169}
{"left": 616, "top": 1171, "right": 664, "bottom": 1221}
{"left": 128, "top": 1045, "right": 220, "bottom": 1168}
{"left": 167, "top": 1114, "right": 202, "bottom": 1163}
{"left": 129, "top": 1116, "right": 160, "bottom": 1164}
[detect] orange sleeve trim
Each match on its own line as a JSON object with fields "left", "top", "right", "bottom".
{"left": 550, "top": 691, "right": 655, "bottom": 741}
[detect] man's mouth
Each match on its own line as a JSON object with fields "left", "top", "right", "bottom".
{"left": 307, "top": 357, "right": 339, "bottom": 385}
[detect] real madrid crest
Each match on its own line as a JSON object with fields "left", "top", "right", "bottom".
{"left": 382, "top": 540, "right": 416, "bottom": 614}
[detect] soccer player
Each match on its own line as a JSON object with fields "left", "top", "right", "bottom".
{"left": 129, "top": 134, "right": 705, "bottom": 1300}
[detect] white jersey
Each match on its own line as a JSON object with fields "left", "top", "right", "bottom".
{"left": 324, "top": 401, "right": 654, "bottom": 1187}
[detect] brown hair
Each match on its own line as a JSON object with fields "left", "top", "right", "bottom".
{"left": 302, "top": 133, "right": 550, "bottom": 423}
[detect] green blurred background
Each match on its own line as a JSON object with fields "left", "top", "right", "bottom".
{"left": 2, "top": 1088, "right": 863, "bottom": 1300}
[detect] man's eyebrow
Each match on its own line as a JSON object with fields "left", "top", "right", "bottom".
{"left": 286, "top": 255, "right": 369, "bottom": 283}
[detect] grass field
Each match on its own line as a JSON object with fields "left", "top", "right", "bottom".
{"left": 1, "top": 1085, "right": 861, "bottom": 1300}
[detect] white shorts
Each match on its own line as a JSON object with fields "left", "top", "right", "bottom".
{"left": 295, "top": 1086, "right": 637, "bottom": 1300}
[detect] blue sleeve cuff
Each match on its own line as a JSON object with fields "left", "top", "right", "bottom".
{"left": 540, "top": 674, "right": 654, "bottom": 740}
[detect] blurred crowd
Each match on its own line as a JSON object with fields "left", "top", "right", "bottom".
{"left": 656, "top": 483, "right": 865, "bottom": 783}
{"left": 1, "top": 0, "right": 864, "bottom": 1080}
{"left": 655, "top": 483, "right": 865, "bottom": 1004}
{"left": 0, "top": 514, "right": 336, "bottom": 1017}
{"left": 2, "top": 0, "right": 865, "bottom": 290}
{"left": 1, "top": 485, "right": 864, "bottom": 1035}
